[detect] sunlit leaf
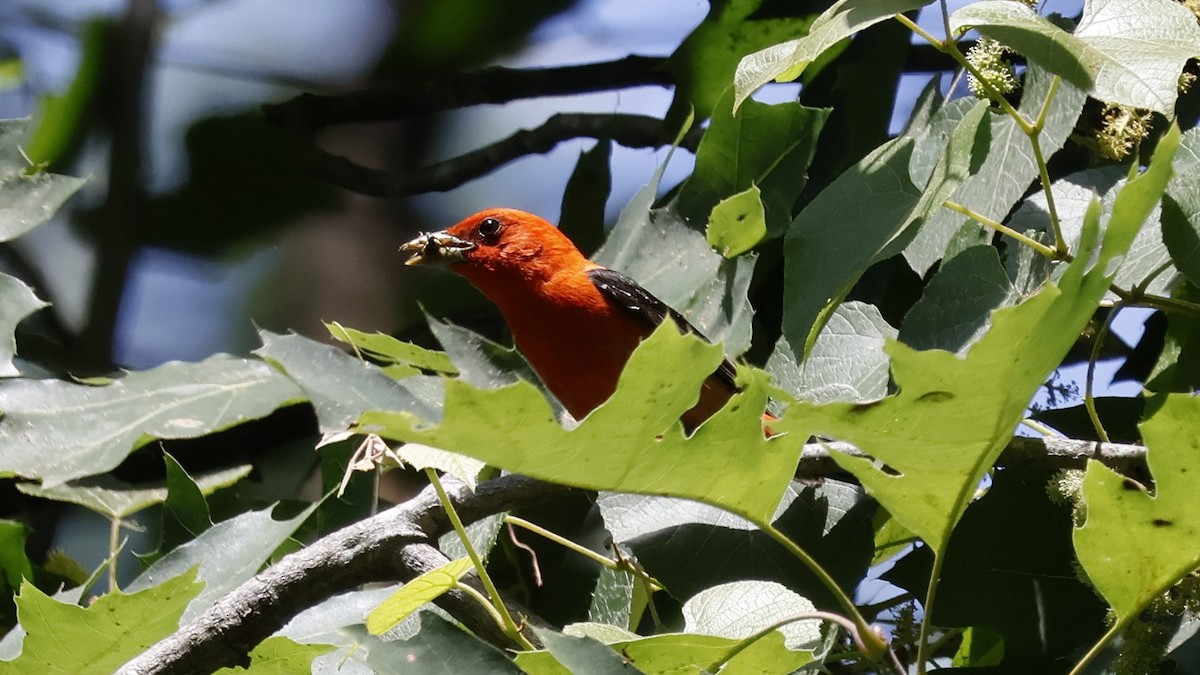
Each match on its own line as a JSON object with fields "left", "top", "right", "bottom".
{"left": 1075, "top": 394, "right": 1200, "bottom": 620}
{"left": 0, "top": 569, "right": 203, "bottom": 675}
{"left": 951, "top": 0, "right": 1200, "bottom": 114}
{"left": 0, "top": 356, "right": 303, "bottom": 486}
{"left": 366, "top": 558, "right": 473, "bottom": 635}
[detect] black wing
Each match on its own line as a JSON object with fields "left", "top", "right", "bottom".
{"left": 587, "top": 267, "right": 739, "bottom": 393}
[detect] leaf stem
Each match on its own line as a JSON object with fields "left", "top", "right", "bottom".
{"left": 108, "top": 517, "right": 121, "bottom": 591}
{"left": 943, "top": 200, "right": 1057, "bottom": 257}
{"left": 425, "top": 468, "right": 534, "bottom": 650}
{"left": 1069, "top": 616, "right": 1130, "bottom": 675}
{"left": 706, "top": 610, "right": 890, "bottom": 673}
{"left": 453, "top": 580, "right": 508, "bottom": 634}
{"left": 1020, "top": 417, "right": 1062, "bottom": 437}
{"left": 915, "top": 550, "right": 947, "bottom": 675}
{"left": 1085, "top": 305, "right": 1121, "bottom": 443}
{"left": 753, "top": 518, "right": 892, "bottom": 664}
{"left": 505, "top": 516, "right": 617, "bottom": 569}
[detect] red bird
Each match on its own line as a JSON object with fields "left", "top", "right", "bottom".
{"left": 399, "top": 208, "right": 741, "bottom": 431}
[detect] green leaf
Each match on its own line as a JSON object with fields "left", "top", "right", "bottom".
{"left": 399, "top": 443, "right": 486, "bottom": 490}
{"left": 560, "top": 139, "right": 612, "bottom": 258}
{"left": 212, "top": 636, "right": 334, "bottom": 674}
{"left": 782, "top": 136, "right": 918, "bottom": 356}
{"left": 681, "top": 90, "right": 828, "bottom": 239}
{"left": 1010, "top": 165, "right": 1176, "bottom": 299}
{"left": 17, "top": 463, "right": 249, "bottom": 521}
{"left": 596, "top": 481, "right": 875, "bottom": 611}
{"left": 366, "top": 557, "right": 473, "bottom": 635}
{"left": 683, "top": 580, "right": 820, "bottom": 650}
{"left": 903, "top": 66, "right": 1086, "bottom": 275}
{"left": 255, "top": 330, "right": 441, "bottom": 432}
{"left": 160, "top": 452, "right": 219, "bottom": 553}
{"left": 706, "top": 185, "right": 767, "bottom": 258}
{"left": 439, "top": 513, "right": 504, "bottom": 568}
{"left": 1162, "top": 131, "right": 1200, "bottom": 286}
{"left": 1075, "top": 394, "right": 1200, "bottom": 621}
{"left": 518, "top": 629, "right": 812, "bottom": 675}
{"left": 0, "top": 520, "right": 32, "bottom": 591}
{"left": 533, "top": 628, "right": 642, "bottom": 674}
{"left": 0, "top": 118, "right": 87, "bottom": 241}
{"left": 326, "top": 322, "right": 458, "bottom": 376}
{"left": 0, "top": 271, "right": 47, "bottom": 377}
{"left": 885, "top": 468, "right": 1107, "bottom": 670}
{"left": 361, "top": 323, "right": 795, "bottom": 523}
{"left": 667, "top": 0, "right": 817, "bottom": 119}
{"left": 950, "top": 0, "right": 1200, "bottom": 114}
{"left": 593, "top": 135, "right": 757, "bottom": 356}
{"left": 899, "top": 246, "right": 1017, "bottom": 354}
{"left": 733, "top": 0, "right": 930, "bottom": 111}
{"left": 0, "top": 569, "right": 203, "bottom": 675}
{"left": 370, "top": 614, "right": 522, "bottom": 673}
{"left": 24, "top": 21, "right": 105, "bottom": 166}
{"left": 588, "top": 566, "right": 635, "bottom": 631}
{"left": 775, "top": 124, "right": 1177, "bottom": 552}
{"left": 953, "top": 626, "right": 1005, "bottom": 668}
{"left": 0, "top": 355, "right": 301, "bottom": 486}
{"left": 127, "top": 501, "right": 318, "bottom": 622}
{"left": 768, "top": 301, "right": 897, "bottom": 403}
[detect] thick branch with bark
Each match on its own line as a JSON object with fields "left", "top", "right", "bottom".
{"left": 118, "top": 475, "right": 572, "bottom": 675}
{"left": 118, "top": 435, "right": 1145, "bottom": 674}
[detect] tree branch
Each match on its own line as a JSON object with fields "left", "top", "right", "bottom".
{"left": 794, "top": 437, "right": 1147, "bottom": 478}
{"left": 262, "top": 55, "right": 672, "bottom": 128}
{"left": 118, "top": 434, "right": 1143, "bottom": 674}
{"left": 118, "top": 474, "right": 572, "bottom": 675}
{"left": 290, "top": 112, "right": 703, "bottom": 198}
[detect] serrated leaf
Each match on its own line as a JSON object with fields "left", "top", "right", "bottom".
{"left": 769, "top": 301, "right": 896, "bottom": 403}
{"left": 127, "top": 501, "right": 318, "bottom": 623}
{"left": 1075, "top": 394, "right": 1200, "bottom": 620}
{"left": 683, "top": 580, "right": 821, "bottom": 650}
{"left": 775, "top": 124, "right": 1178, "bottom": 552}
{"left": 0, "top": 355, "right": 302, "bottom": 486}
{"left": 0, "top": 118, "right": 87, "bottom": 241}
{"left": 0, "top": 520, "right": 32, "bottom": 590}
{"left": 903, "top": 66, "right": 1086, "bottom": 275}
{"left": 517, "top": 629, "right": 812, "bottom": 675}
{"left": 213, "top": 636, "right": 334, "bottom": 674}
{"left": 706, "top": 185, "right": 766, "bottom": 257}
{"left": 368, "top": 614, "right": 522, "bottom": 674}
{"left": 1010, "top": 165, "right": 1176, "bottom": 299}
{"left": 950, "top": 0, "right": 1200, "bottom": 114}
{"left": 0, "top": 272, "right": 47, "bottom": 377}
{"left": 733, "top": 0, "right": 930, "bottom": 111}
{"left": 596, "top": 481, "right": 874, "bottom": 611}
{"left": 1163, "top": 131, "right": 1200, "bottom": 285}
{"left": 17, "top": 463, "right": 249, "bottom": 520}
{"left": 361, "top": 323, "right": 796, "bottom": 523}
{"left": 439, "top": 513, "right": 504, "bottom": 567}
{"left": 0, "top": 569, "right": 203, "bottom": 675}
{"left": 533, "top": 628, "right": 641, "bottom": 674}
{"left": 366, "top": 558, "right": 473, "bottom": 635}
{"left": 326, "top": 322, "right": 457, "bottom": 375}
{"left": 681, "top": 90, "right": 828, "bottom": 239}
{"left": 255, "top": 330, "right": 442, "bottom": 432}
{"left": 899, "top": 245, "right": 1017, "bottom": 354}
{"left": 667, "top": 0, "right": 817, "bottom": 119}
{"left": 560, "top": 139, "right": 612, "bottom": 258}
{"left": 588, "top": 566, "right": 635, "bottom": 631}
{"left": 398, "top": 444, "right": 486, "bottom": 489}
{"left": 783, "top": 136, "right": 918, "bottom": 356}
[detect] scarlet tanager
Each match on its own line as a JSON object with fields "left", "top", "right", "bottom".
{"left": 399, "top": 208, "right": 744, "bottom": 431}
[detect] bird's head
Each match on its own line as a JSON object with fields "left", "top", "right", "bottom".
{"left": 400, "top": 208, "right": 588, "bottom": 280}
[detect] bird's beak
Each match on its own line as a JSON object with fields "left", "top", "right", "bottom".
{"left": 398, "top": 231, "right": 476, "bottom": 266}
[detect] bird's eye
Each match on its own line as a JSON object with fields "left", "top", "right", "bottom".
{"left": 478, "top": 217, "right": 502, "bottom": 241}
